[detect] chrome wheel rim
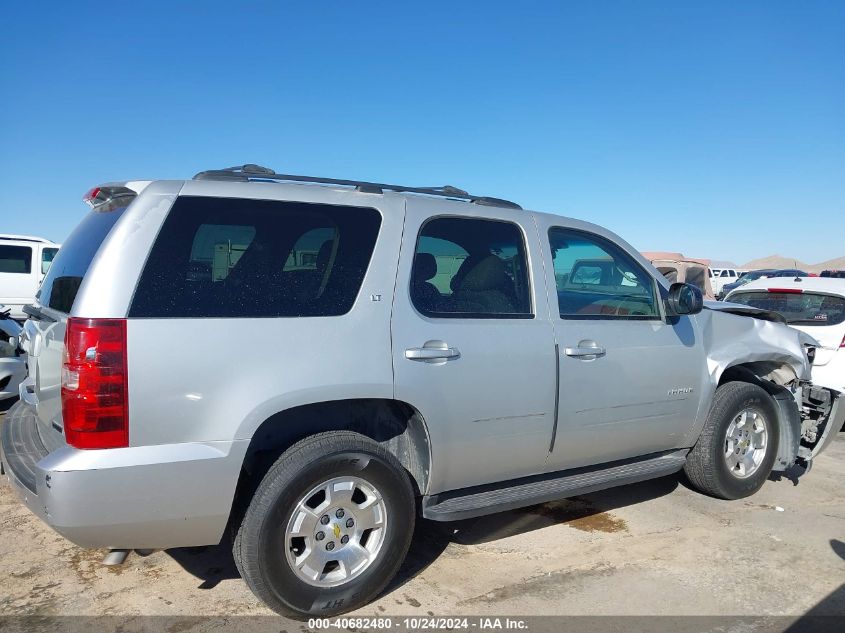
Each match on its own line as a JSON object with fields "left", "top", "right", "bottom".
{"left": 724, "top": 408, "right": 768, "bottom": 479}
{"left": 284, "top": 476, "right": 387, "bottom": 587}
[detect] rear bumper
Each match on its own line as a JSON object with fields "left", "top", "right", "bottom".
{"left": 1, "top": 400, "right": 248, "bottom": 549}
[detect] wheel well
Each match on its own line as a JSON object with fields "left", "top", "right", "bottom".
{"left": 718, "top": 361, "right": 798, "bottom": 394}
{"left": 229, "top": 399, "right": 431, "bottom": 531}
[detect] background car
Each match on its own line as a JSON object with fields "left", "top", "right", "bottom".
{"left": 0, "top": 305, "right": 25, "bottom": 401}
{"left": 821, "top": 270, "right": 845, "bottom": 279}
{"left": 718, "top": 268, "right": 808, "bottom": 300}
{"left": 726, "top": 277, "right": 845, "bottom": 394}
{"left": 642, "top": 251, "right": 715, "bottom": 299}
{"left": 711, "top": 267, "right": 741, "bottom": 296}
{"left": 0, "top": 234, "right": 61, "bottom": 321}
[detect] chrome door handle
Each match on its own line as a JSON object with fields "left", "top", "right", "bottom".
{"left": 405, "top": 346, "right": 460, "bottom": 362}
{"left": 564, "top": 345, "right": 606, "bottom": 359}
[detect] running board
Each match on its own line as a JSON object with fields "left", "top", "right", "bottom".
{"left": 422, "top": 449, "right": 689, "bottom": 521}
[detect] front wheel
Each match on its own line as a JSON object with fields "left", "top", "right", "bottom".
{"left": 684, "top": 381, "right": 779, "bottom": 500}
{"left": 235, "top": 431, "right": 415, "bottom": 618}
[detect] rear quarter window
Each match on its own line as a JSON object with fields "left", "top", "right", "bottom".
{"left": 38, "top": 207, "right": 127, "bottom": 313}
{"left": 130, "top": 196, "right": 381, "bottom": 318}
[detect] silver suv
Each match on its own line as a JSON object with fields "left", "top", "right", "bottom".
{"left": 2, "top": 165, "right": 843, "bottom": 618}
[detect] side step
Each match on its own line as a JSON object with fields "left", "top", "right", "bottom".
{"left": 422, "top": 449, "right": 689, "bottom": 521}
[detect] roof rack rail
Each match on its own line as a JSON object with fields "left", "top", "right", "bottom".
{"left": 192, "top": 164, "right": 522, "bottom": 210}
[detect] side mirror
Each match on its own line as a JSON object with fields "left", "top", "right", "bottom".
{"left": 666, "top": 282, "right": 703, "bottom": 316}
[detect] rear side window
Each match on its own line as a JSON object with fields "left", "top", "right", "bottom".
{"left": 0, "top": 245, "right": 32, "bottom": 274}
{"left": 729, "top": 291, "right": 845, "bottom": 326}
{"left": 130, "top": 197, "right": 381, "bottom": 318}
{"left": 38, "top": 207, "right": 127, "bottom": 313}
{"left": 410, "top": 216, "right": 532, "bottom": 318}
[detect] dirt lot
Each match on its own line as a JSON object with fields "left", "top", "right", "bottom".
{"left": 0, "top": 402, "right": 842, "bottom": 621}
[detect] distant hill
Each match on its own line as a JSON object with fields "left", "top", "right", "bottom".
{"left": 740, "top": 255, "right": 845, "bottom": 274}
{"left": 710, "top": 259, "right": 738, "bottom": 268}
{"left": 813, "top": 256, "right": 845, "bottom": 272}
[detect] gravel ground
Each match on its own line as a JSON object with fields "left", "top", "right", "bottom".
{"left": 0, "top": 401, "right": 842, "bottom": 621}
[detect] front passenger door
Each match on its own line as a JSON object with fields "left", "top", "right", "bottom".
{"left": 539, "top": 222, "right": 706, "bottom": 471}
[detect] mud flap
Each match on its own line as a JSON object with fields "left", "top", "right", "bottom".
{"left": 771, "top": 389, "right": 801, "bottom": 472}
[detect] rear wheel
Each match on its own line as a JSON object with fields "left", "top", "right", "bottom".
{"left": 684, "top": 381, "right": 779, "bottom": 500}
{"left": 235, "top": 431, "right": 415, "bottom": 618}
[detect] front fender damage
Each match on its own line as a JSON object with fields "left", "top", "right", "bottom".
{"left": 699, "top": 303, "right": 812, "bottom": 385}
{"left": 698, "top": 303, "right": 841, "bottom": 467}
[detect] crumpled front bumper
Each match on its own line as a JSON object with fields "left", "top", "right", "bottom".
{"left": 807, "top": 388, "right": 845, "bottom": 460}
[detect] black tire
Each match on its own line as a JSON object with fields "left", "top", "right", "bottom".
{"left": 235, "top": 431, "right": 415, "bottom": 618}
{"left": 684, "top": 381, "right": 780, "bottom": 500}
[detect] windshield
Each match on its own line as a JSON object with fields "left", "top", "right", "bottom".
{"left": 728, "top": 291, "right": 845, "bottom": 326}
{"left": 743, "top": 271, "right": 768, "bottom": 282}
{"left": 37, "top": 205, "right": 128, "bottom": 313}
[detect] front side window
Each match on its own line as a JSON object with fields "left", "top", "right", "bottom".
{"left": 548, "top": 228, "right": 659, "bottom": 319}
{"left": 728, "top": 291, "right": 845, "bottom": 326}
{"left": 0, "top": 245, "right": 32, "bottom": 274}
{"left": 130, "top": 197, "right": 380, "bottom": 318}
{"left": 410, "top": 217, "right": 531, "bottom": 318}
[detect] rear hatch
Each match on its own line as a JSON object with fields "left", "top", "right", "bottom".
{"left": 19, "top": 189, "right": 136, "bottom": 450}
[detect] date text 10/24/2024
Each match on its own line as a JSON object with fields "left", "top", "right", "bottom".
{"left": 308, "top": 617, "right": 530, "bottom": 630}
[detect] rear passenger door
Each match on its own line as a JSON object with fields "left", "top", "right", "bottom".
{"left": 392, "top": 199, "right": 557, "bottom": 495}
{"left": 536, "top": 219, "right": 706, "bottom": 470}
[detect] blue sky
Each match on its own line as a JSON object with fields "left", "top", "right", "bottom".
{"left": 1, "top": 1, "right": 843, "bottom": 264}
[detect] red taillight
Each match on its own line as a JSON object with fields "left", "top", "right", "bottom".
{"left": 82, "top": 185, "right": 135, "bottom": 209}
{"left": 767, "top": 288, "right": 803, "bottom": 294}
{"left": 61, "top": 318, "right": 128, "bottom": 449}
{"left": 82, "top": 187, "right": 105, "bottom": 207}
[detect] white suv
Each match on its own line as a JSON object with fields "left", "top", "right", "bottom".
{"left": 0, "top": 234, "right": 60, "bottom": 320}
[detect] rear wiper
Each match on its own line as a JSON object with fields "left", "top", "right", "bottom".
{"left": 23, "top": 304, "right": 57, "bottom": 323}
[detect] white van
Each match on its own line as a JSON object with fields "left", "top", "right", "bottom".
{"left": 0, "top": 235, "right": 61, "bottom": 321}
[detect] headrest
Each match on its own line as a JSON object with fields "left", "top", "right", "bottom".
{"left": 450, "top": 254, "right": 482, "bottom": 292}
{"left": 316, "top": 241, "right": 333, "bottom": 271}
{"left": 459, "top": 255, "right": 508, "bottom": 292}
{"left": 413, "top": 253, "right": 437, "bottom": 282}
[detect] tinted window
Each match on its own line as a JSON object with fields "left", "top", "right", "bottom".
{"left": 41, "top": 247, "right": 59, "bottom": 274}
{"left": 548, "top": 228, "right": 659, "bottom": 318}
{"left": 410, "top": 217, "right": 531, "bottom": 318}
{"left": 130, "top": 197, "right": 381, "bottom": 318}
{"left": 38, "top": 206, "right": 127, "bottom": 313}
{"left": 0, "top": 245, "right": 32, "bottom": 274}
{"left": 729, "top": 291, "right": 845, "bottom": 326}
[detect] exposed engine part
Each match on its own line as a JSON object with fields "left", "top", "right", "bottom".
{"left": 799, "top": 383, "right": 836, "bottom": 462}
